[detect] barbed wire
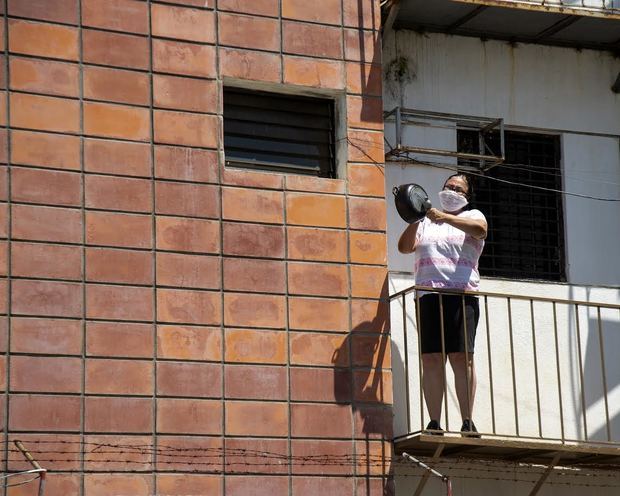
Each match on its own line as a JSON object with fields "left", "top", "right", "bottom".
{"left": 3, "top": 440, "right": 620, "bottom": 489}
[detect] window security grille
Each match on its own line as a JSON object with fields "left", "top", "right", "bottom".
{"left": 223, "top": 87, "right": 336, "bottom": 178}
{"left": 458, "top": 130, "right": 566, "bottom": 281}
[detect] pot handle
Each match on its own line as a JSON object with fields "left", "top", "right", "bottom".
{"left": 392, "top": 186, "right": 399, "bottom": 197}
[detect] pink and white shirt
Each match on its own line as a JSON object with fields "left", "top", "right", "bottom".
{"left": 414, "top": 209, "right": 486, "bottom": 291}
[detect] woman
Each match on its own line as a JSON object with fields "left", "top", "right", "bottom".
{"left": 398, "top": 173, "right": 487, "bottom": 436}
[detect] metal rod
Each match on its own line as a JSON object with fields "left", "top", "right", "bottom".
{"left": 13, "top": 440, "right": 46, "bottom": 496}
{"left": 410, "top": 445, "right": 445, "bottom": 496}
{"left": 530, "top": 300, "right": 543, "bottom": 438}
{"left": 484, "top": 295, "right": 496, "bottom": 434}
{"left": 528, "top": 452, "right": 561, "bottom": 496}
{"left": 574, "top": 304, "right": 588, "bottom": 441}
{"left": 402, "top": 293, "right": 411, "bottom": 434}
{"left": 395, "top": 106, "right": 402, "bottom": 149}
{"left": 597, "top": 306, "right": 611, "bottom": 442}
{"left": 439, "top": 293, "right": 449, "bottom": 431}
{"left": 14, "top": 441, "right": 42, "bottom": 471}
{"left": 507, "top": 297, "right": 519, "bottom": 436}
{"left": 415, "top": 292, "right": 424, "bottom": 432}
{"left": 552, "top": 302, "right": 565, "bottom": 442}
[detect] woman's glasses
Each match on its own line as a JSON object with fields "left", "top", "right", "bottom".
{"left": 443, "top": 184, "right": 467, "bottom": 196}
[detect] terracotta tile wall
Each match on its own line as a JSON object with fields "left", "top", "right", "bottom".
{"left": 0, "top": 0, "right": 392, "bottom": 494}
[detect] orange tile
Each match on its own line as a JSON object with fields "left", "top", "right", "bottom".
{"left": 225, "top": 401, "right": 288, "bottom": 436}
{"left": 84, "top": 102, "right": 150, "bottom": 141}
{"left": 220, "top": 47, "right": 281, "bottom": 83}
{"left": 222, "top": 187, "right": 284, "bottom": 223}
{"left": 154, "top": 110, "right": 218, "bottom": 148}
{"left": 282, "top": 0, "right": 341, "bottom": 25}
{"left": 10, "top": 57, "right": 79, "bottom": 97}
{"left": 82, "top": 0, "right": 148, "bottom": 34}
{"left": 219, "top": 12, "right": 279, "bottom": 51}
{"left": 157, "top": 288, "right": 221, "bottom": 325}
{"left": 156, "top": 216, "right": 219, "bottom": 253}
{"left": 284, "top": 56, "right": 345, "bottom": 89}
{"left": 349, "top": 231, "right": 387, "bottom": 264}
{"left": 12, "top": 130, "right": 80, "bottom": 170}
{"left": 83, "top": 29, "right": 149, "bottom": 69}
{"left": 290, "top": 331, "right": 349, "bottom": 366}
{"left": 157, "top": 325, "right": 221, "bottom": 361}
{"left": 153, "top": 39, "right": 215, "bottom": 77}
{"left": 11, "top": 93, "right": 79, "bottom": 133}
{"left": 350, "top": 265, "right": 387, "bottom": 298}
{"left": 287, "top": 226, "right": 347, "bottom": 262}
{"left": 86, "top": 359, "right": 153, "bottom": 395}
{"left": 283, "top": 21, "right": 343, "bottom": 59}
{"left": 286, "top": 192, "right": 346, "bottom": 228}
{"left": 9, "top": 19, "right": 78, "bottom": 60}
{"left": 288, "top": 297, "right": 349, "bottom": 332}
{"left": 151, "top": 3, "right": 215, "bottom": 43}
{"left": 288, "top": 262, "right": 348, "bottom": 297}
{"left": 84, "top": 66, "right": 150, "bottom": 106}
{"left": 225, "top": 328, "right": 287, "bottom": 364}
{"left": 224, "top": 292, "right": 286, "bottom": 328}
{"left": 86, "top": 284, "right": 153, "bottom": 321}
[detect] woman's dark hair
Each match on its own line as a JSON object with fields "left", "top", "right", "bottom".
{"left": 444, "top": 173, "right": 475, "bottom": 207}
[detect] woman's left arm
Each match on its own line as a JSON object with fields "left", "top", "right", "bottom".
{"left": 426, "top": 208, "right": 487, "bottom": 239}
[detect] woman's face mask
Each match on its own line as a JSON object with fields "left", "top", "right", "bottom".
{"left": 438, "top": 189, "right": 468, "bottom": 212}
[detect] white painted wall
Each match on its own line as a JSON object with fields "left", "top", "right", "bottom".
{"left": 384, "top": 29, "right": 620, "bottom": 495}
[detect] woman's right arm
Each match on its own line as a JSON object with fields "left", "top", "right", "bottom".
{"left": 398, "top": 222, "right": 420, "bottom": 254}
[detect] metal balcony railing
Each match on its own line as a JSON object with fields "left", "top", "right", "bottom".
{"left": 457, "top": 0, "right": 620, "bottom": 17}
{"left": 390, "top": 285, "right": 620, "bottom": 466}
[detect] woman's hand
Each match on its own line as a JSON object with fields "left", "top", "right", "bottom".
{"left": 426, "top": 208, "right": 445, "bottom": 223}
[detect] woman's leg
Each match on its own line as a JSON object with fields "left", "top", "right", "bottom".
{"left": 448, "top": 352, "right": 476, "bottom": 420}
{"left": 422, "top": 352, "right": 446, "bottom": 422}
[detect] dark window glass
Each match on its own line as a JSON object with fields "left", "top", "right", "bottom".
{"left": 458, "top": 130, "right": 566, "bottom": 281}
{"left": 223, "top": 87, "right": 336, "bottom": 177}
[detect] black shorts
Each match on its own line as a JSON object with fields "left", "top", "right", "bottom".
{"left": 418, "top": 293, "right": 479, "bottom": 354}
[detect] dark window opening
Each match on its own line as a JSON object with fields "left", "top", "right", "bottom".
{"left": 223, "top": 87, "right": 336, "bottom": 178}
{"left": 458, "top": 130, "right": 566, "bottom": 281}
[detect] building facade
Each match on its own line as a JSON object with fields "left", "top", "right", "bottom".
{"left": 1, "top": 1, "right": 393, "bottom": 495}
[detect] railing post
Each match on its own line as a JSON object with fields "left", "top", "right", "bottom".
{"left": 484, "top": 295, "right": 496, "bottom": 435}
{"left": 552, "top": 302, "right": 565, "bottom": 442}
{"left": 402, "top": 293, "right": 411, "bottom": 434}
{"left": 415, "top": 292, "right": 424, "bottom": 432}
{"left": 530, "top": 300, "right": 542, "bottom": 438}
{"left": 438, "top": 293, "right": 449, "bottom": 431}
{"left": 507, "top": 297, "right": 519, "bottom": 436}
{"left": 597, "top": 306, "right": 611, "bottom": 442}
{"left": 574, "top": 304, "right": 588, "bottom": 441}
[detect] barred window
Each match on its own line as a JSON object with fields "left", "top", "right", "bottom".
{"left": 458, "top": 130, "right": 566, "bottom": 281}
{"left": 223, "top": 87, "right": 336, "bottom": 178}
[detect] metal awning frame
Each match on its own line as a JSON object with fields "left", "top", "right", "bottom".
{"left": 384, "top": 107, "right": 506, "bottom": 171}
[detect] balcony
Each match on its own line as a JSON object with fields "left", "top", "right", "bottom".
{"left": 389, "top": 285, "right": 620, "bottom": 475}
{"left": 383, "top": 0, "right": 620, "bottom": 52}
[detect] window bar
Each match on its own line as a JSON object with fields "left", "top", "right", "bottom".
{"left": 507, "top": 297, "right": 519, "bottom": 436}
{"left": 439, "top": 293, "right": 449, "bottom": 432}
{"left": 530, "top": 299, "right": 543, "bottom": 438}
{"left": 552, "top": 302, "right": 565, "bottom": 442}
{"left": 461, "top": 295, "right": 472, "bottom": 423}
{"left": 596, "top": 306, "right": 611, "bottom": 442}
{"left": 484, "top": 296, "right": 496, "bottom": 434}
{"left": 574, "top": 304, "right": 588, "bottom": 441}
{"left": 415, "top": 291, "right": 424, "bottom": 433}
{"left": 402, "top": 293, "right": 412, "bottom": 434}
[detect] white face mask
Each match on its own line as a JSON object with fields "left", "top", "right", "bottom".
{"left": 438, "top": 190, "right": 468, "bottom": 212}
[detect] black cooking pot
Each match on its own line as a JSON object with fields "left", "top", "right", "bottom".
{"left": 393, "top": 183, "right": 432, "bottom": 223}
